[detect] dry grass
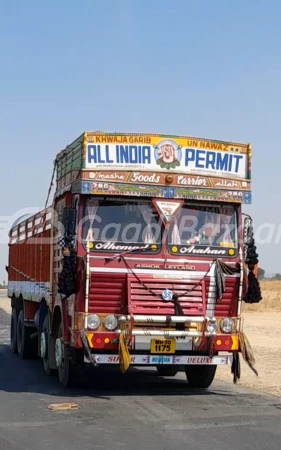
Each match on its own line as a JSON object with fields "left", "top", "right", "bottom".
{"left": 242, "top": 280, "right": 281, "bottom": 312}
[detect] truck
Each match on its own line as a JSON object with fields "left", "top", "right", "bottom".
{"left": 7, "top": 131, "right": 261, "bottom": 388}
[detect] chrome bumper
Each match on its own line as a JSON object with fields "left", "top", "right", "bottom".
{"left": 116, "top": 314, "right": 216, "bottom": 338}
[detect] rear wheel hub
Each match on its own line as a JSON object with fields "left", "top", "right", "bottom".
{"left": 55, "top": 338, "right": 63, "bottom": 368}
{"left": 40, "top": 332, "right": 47, "bottom": 359}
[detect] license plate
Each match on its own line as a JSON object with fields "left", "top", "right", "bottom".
{"left": 150, "top": 338, "right": 176, "bottom": 354}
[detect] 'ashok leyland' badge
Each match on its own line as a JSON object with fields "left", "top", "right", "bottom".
{"left": 162, "top": 289, "right": 173, "bottom": 301}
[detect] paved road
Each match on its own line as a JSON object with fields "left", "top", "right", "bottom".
{"left": 1, "top": 296, "right": 281, "bottom": 449}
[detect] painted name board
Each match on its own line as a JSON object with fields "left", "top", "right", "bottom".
{"left": 93, "top": 354, "right": 231, "bottom": 365}
{"left": 85, "top": 135, "right": 249, "bottom": 180}
{"left": 87, "top": 171, "right": 251, "bottom": 190}
{"left": 71, "top": 180, "right": 252, "bottom": 204}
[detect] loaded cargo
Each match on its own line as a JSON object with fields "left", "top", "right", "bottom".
{"left": 7, "top": 132, "right": 261, "bottom": 388}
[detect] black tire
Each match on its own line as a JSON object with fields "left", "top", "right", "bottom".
{"left": 185, "top": 365, "right": 217, "bottom": 389}
{"left": 156, "top": 366, "right": 179, "bottom": 377}
{"left": 10, "top": 308, "right": 18, "bottom": 354}
{"left": 42, "top": 315, "right": 56, "bottom": 376}
{"left": 17, "top": 310, "right": 37, "bottom": 359}
{"left": 57, "top": 322, "right": 84, "bottom": 388}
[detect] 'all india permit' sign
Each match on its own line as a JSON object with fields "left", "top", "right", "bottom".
{"left": 85, "top": 135, "right": 249, "bottom": 179}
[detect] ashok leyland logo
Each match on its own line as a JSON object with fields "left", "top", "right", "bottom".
{"left": 162, "top": 289, "right": 174, "bottom": 301}
{"left": 154, "top": 140, "right": 182, "bottom": 170}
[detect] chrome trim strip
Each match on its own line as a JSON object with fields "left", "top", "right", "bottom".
{"left": 84, "top": 354, "right": 233, "bottom": 366}
{"left": 124, "top": 315, "right": 205, "bottom": 323}
{"left": 89, "top": 255, "right": 237, "bottom": 265}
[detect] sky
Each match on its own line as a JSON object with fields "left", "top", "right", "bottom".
{"left": 0, "top": 0, "right": 281, "bottom": 281}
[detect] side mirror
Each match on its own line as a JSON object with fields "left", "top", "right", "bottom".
{"left": 62, "top": 207, "right": 77, "bottom": 237}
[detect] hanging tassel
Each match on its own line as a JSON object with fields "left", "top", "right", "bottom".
{"left": 231, "top": 351, "right": 241, "bottom": 384}
{"left": 238, "top": 331, "right": 258, "bottom": 377}
{"left": 214, "top": 260, "right": 238, "bottom": 302}
{"left": 243, "top": 271, "right": 262, "bottom": 304}
{"left": 118, "top": 330, "right": 131, "bottom": 374}
{"left": 58, "top": 239, "right": 76, "bottom": 297}
{"left": 243, "top": 216, "right": 262, "bottom": 304}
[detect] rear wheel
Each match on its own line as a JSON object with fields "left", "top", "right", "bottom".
{"left": 10, "top": 308, "right": 18, "bottom": 354}
{"left": 41, "top": 314, "right": 56, "bottom": 376}
{"left": 56, "top": 322, "right": 84, "bottom": 388}
{"left": 17, "top": 310, "right": 37, "bottom": 359}
{"left": 156, "top": 366, "right": 179, "bottom": 377}
{"left": 185, "top": 365, "right": 217, "bottom": 389}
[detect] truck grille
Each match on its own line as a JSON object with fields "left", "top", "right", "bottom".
{"left": 210, "top": 277, "right": 239, "bottom": 316}
{"left": 88, "top": 273, "right": 126, "bottom": 314}
{"left": 88, "top": 272, "right": 238, "bottom": 317}
{"left": 127, "top": 275, "right": 206, "bottom": 315}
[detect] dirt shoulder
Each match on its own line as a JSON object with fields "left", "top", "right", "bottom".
{"left": 217, "top": 311, "right": 281, "bottom": 397}
{"left": 0, "top": 291, "right": 10, "bottom": 314}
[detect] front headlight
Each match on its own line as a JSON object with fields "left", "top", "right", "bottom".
{"left": 103, "top": 314, "right": 118, "bottom": 331}
{"left": 220, "top": 317, "right": 234, "bottom": 334}
{"left": 206, "top": 318, "right": 218, "bottom": 334}
{"left": 87, "top": 314, "right": 101, "bottom": 330}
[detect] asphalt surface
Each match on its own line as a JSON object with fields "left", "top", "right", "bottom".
{"left": 1, "top": 291, "right": 281, "bottom": 449}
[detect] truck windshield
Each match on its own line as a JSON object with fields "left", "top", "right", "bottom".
{"left": 82, "top": 198, "right": 162, "bottom": 250}
{"left": 168, "top": 203, "right": 238, "bottom": 256}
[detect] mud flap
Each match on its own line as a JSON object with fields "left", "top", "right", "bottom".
{"left": 80, "top": 329, "right": 99, "bottom": 367}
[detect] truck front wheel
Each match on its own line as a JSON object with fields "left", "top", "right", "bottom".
{"left": 185, "top": 365, "right": 217, "bottom": 389}
{"left": 56, "top": 323, "right": 84, "bottom": 388}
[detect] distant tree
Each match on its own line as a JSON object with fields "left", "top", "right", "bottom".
{"left": 274, "top": 273, "right": 281, "bottom": 280}
{"left": 258, "top": 267, "right": 265, "bottom": 280}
